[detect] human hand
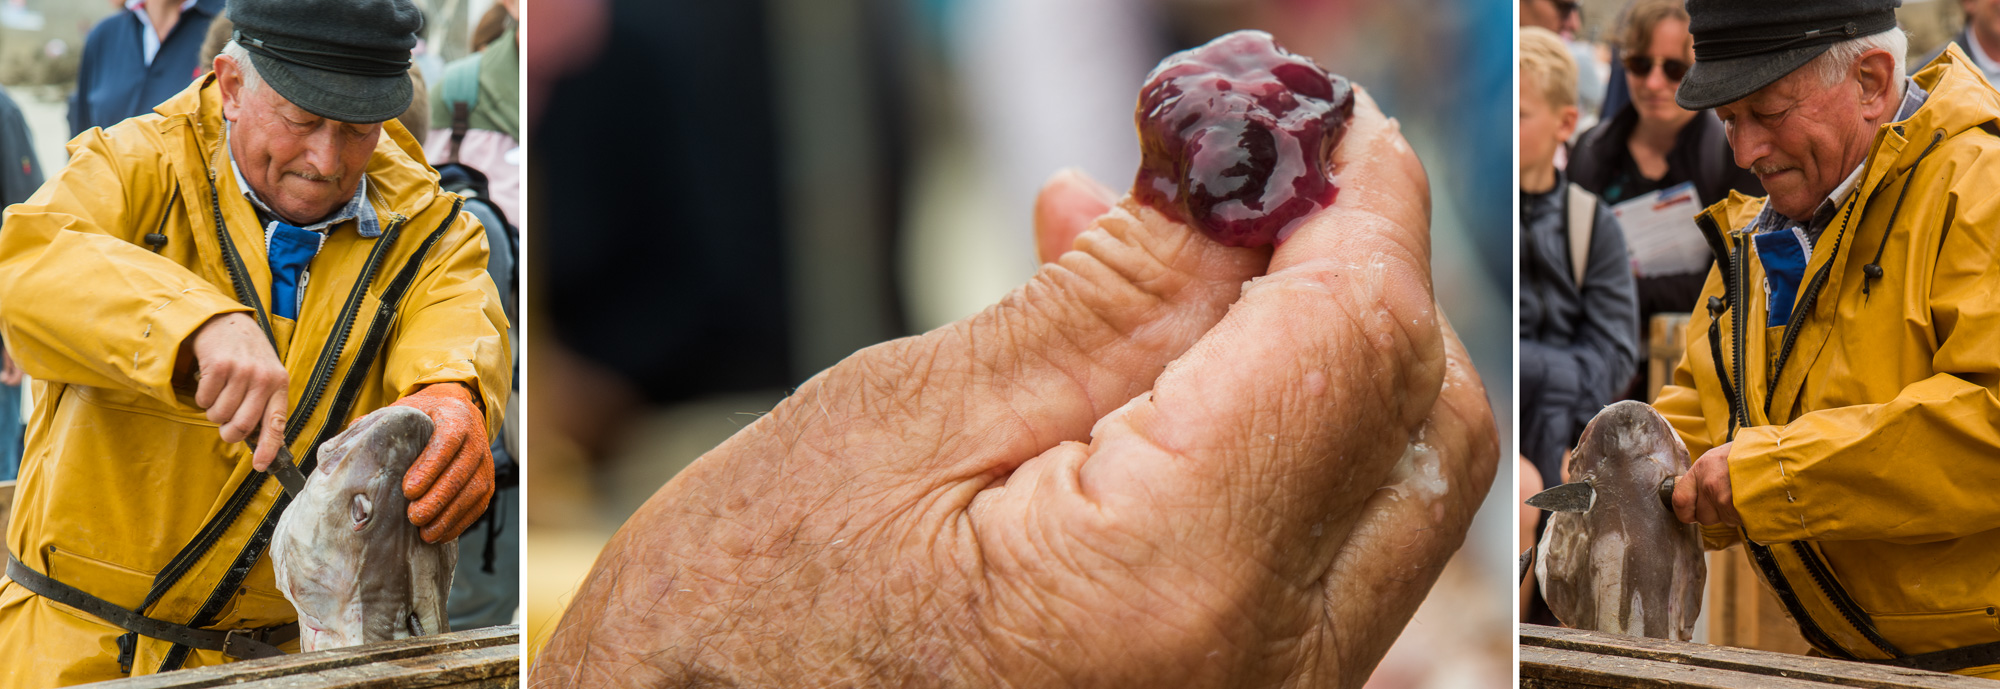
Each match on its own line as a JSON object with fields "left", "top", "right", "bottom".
{"left": 0, "top": 345, "right": 21, "bottom": 386}
{"left": 392, "top": 382, "right": 494, "bottom": 543}
{"left": 531, "top": 89, "right": 1498, "bottom": 688}
{"left": 188, "top": 312, "right": 289, "bottom": 471}
{"left": 1672, "top": 441, "right": 1739, "bottom": 526}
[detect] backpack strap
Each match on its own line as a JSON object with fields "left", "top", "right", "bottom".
{"left": 1566, "top": 183, "right": 1596, "bottom": 287}
{"left": 440, "top": 53, "right": 483, "bottom": 164}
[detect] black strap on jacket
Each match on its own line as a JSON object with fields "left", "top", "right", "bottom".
{"left": 5, "top": 555, "right": 297, "bottom": 660}
{"left": 1872, "top": 639, "right": 2000, "bottom": 674}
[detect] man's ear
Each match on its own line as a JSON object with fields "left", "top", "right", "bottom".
{"left": 216, "top": 54, "right": 244, "bottom": 123}
{"left": 1854, "top": 48, "right": 1900, "bottom": 122}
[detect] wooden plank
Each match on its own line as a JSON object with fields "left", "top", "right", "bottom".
{"left": 225, "top": 646, "right": 517, "bottom": 689}
{"left": 1524, "top": 644, "right": 1840, "bottom": 689}
{"left": 84, "top": 625, "right": 519, "bottom": 689}
{"left": 1522, "top": 625, "right": 1993, "bottom": 689}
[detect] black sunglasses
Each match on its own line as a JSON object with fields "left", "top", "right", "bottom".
{"left": 1623, "top": 55, "right": 1690, "bottom": 82}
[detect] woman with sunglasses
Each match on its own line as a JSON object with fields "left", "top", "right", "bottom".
{"left": 1572, "top": 0, "right": 1761, "bottom": 209}
{"left": 1567, "top": 0, "right": 1761, "bottom": 399}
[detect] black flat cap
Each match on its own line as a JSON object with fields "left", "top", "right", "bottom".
{"left": 230, "top": 0, "right": 423, "bottom": 124}
{"left": 1677, "top": 0, "right": 1900, "bottom": 110}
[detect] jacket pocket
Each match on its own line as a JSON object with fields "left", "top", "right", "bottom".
{"left": 42, "top": 545, "right": 155, "bottom": 617}
{"left": 1870, "top": 605, "right": 2000, "bottom": 655}
{"left": 74, "top": 385, "right": 214, "bottom": 427}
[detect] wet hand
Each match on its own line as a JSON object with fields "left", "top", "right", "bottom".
{"left": 188, "top": 312, "right": 289, "bottom": 471}
{"left": 1673, "top": 441, "right": 1740, "bottom": 526}
{"left": 531, "top": 90, "right": 1498, "bottom": 688}
{"left": 393, "top": 382, "right": 494, "bottom": 543}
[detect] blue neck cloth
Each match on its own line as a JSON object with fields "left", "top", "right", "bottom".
{"left": 266, "top": 221, "right": 320, "bottom": 319}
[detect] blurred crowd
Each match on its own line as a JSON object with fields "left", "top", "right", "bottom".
{"left": 1515, "top": 0, "right": 1989, "bottom": 628}
{"left": 0, "top": 0, "right": 521, "bottom": 632}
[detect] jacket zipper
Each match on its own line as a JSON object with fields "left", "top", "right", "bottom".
{"left": 137, "top": 172, "right": 282, "bottom": 614}
{"left": 1695, "top": 213, "right": 1741, "bottom": 440}
{"left": 164, "top": 203, "right": 450, "bottom": 672}
{"left": 147, "top": 172, "right": 407, "bottom": 670}
{"left": 1731, "top": 227, "right": 1747, "bottom": 431}
{"left": 283, "top": 212, "right": 407, "bottom": 448}
{"left": 1793, "top": 541, "right": 1904, "bottom": 656}
{"left": 1764, "top": 197, "right": 1857, "bottom": 420}
{"left": 1746, "top": 542, "right": 1852, "bottom": 658}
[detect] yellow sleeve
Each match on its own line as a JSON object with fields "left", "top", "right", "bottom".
{"left": 0, "top": 128, "right": 247, "bottom": 405}
{"left": 383, "top": 208, "right": 511, "bottom": 440}
{"left": 1727, "top": 373, "right": 2000, "bottom": 545}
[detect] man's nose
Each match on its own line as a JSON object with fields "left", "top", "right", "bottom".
{"left": 300, "top": 125, "right": 343, "bottom": 178}
{"left": 1727, "top": 123, "right": 1769, "bottom": 171}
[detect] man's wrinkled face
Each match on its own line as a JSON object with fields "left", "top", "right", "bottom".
{"left": 1714, "top": 67, "right": 1873, "bottom": 220}
{"left": 217, "top": 56, "right": 381, "bottom": 225}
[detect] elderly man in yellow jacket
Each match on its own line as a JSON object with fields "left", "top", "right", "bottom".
{"left": 0, "top": 0, "right": 509, "bottom": 684}
{"left": 1660, "top": 0, "right": 2000, "bottom": 678}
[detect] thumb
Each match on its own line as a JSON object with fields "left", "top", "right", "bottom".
{"left": 252, "top": 399, "right": 286, "bottom": 471}
{"left": 1033, "top": 168, "right": 1117, "bottom": 264}
{"left": 1672, "top": 472, "right": 1697, "bottom": 523}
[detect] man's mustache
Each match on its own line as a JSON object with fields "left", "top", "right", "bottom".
{"left": 284, "top": 168, "right": 342, "bottom": 184}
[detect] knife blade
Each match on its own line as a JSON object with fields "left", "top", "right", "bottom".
{"left": 256, "top": 442, "right": 309, "bottom": 497}
{"left": 1526, "top": 480, "right": 1594, "bottom": 512}
{"left": 1527, "top": 476, "right": 1683, "bottom": 513}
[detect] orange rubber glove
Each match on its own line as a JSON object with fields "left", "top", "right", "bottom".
{"left": 392, "top": 382, "right": 494, "bottom": 543}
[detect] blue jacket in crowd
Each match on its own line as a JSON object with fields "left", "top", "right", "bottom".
{"left": 69, "top": 0, "right": 225, "bottom": 137}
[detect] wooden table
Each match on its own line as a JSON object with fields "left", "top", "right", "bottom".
{"left": 1522, "top": 624, "right": 1994, "bottom": 688}
{"left": 81, "top": 625, "right": 520, "bottom": 688}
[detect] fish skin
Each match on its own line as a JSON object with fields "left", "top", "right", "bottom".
{"left": 272, "top": 406, "right": 457, "bottom": 652}
{"left": 1536, "top": 400, "right": 1706, "bottom": 641}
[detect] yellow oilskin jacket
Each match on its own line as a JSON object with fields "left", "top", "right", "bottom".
{"left": 1655, "top": 45, "right": 2000, "bottom": 678}
{"left": 0, "top": 74, "right": 509, "bottom": 686}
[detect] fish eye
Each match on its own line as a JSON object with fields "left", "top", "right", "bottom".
{"left": 351, "top": 494, "right": 373, "bottom": 529}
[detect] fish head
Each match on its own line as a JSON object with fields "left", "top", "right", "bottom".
{"left": 314, "top": 406, "right": 434, "bottom": 536}
{"left": 1569, "top": 400, "right": 1690, "bottom": 503}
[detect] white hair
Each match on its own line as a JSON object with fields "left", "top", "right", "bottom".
{"left": 1803, "top": 28, "right": 1908, "bottom": 91}
{"left": 219, "top": 40, "right": 265, "bottom": 95}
